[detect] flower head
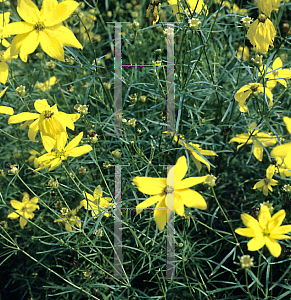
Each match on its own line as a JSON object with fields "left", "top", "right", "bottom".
{"left": 8, "top": 99, "right": 80, "bottom": 151}
{"left": 55, "top": 205, "right": 82, "bottom": 232}
{"left": 235, "top": 205, "right": 291, "bottom": 257}
{"left": 229, "top": 123, "right": 278, "bottom": 161}
{"left": 234, "top": 83, "right": 273, "bottom": 113}
{"left": 133, "top": 156, "right": 207, "bottom": 231}
{"left": 247, "top": 14, "right": 276, "bottom": 54}
{"left": 167, "top": 132, "right": 217, "bottom": 172}
{"left": 2, "top": 0, "right": 83, "bottom": 62}
{"left": 35, "top": 132, "right": 93, "bottom": 171}
{"left": 80, "top": 185, "right": 113, "bottom": 218}
{"left": 253, "top": 165, "right": 278, "bottom": 196}
{"left": 259, "top": 57, "right": 291, "bottom": 90}
{"left": 7, "top": 192, "right": 39, "bottom": 229}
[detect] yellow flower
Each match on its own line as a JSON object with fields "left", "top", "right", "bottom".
{"left": 271, "top": 117, "right": 291, "bottom": 170}
{"left": 0, "top": 12, "right": 11, "bottom": 47}
{"left": 237, "top": 46, "right": 249, "bottom": 61}
{"left": 255, "top": 0, "right": 281, "bottom": 18}
{"left": 253, "top": 165, "right": 278, "bottom": 196}
{"left": 8, "top": 99, "right": 80, "bottom": 152}
{"left": 7, "top": 192, "right": 39, "bottom": 229}
{"left": 259, "top": 57, "right": 291, "bottom": 90}
{"left": 234, "top": 82, "right": 273, "bottom": 113}
{"left": 232, "top": 3, "right": 247, "bottom": 15}
{"left": 35, "top": 76, "right": 58, "bottom": 92}
{"left": 229, "top": 123, "right": 278, "bottom": 161}
{"left": 2, "top": 0, "right": 83, "bottom": 62}
{"left": 235, "top": 205, "right": 291, "bottom": 257}
{"left": 80, "top": 185, "right": 113, "bottom": 218}
{"left": 35, "top": 132, "right": 93, "bottom": 171}
{"left": 55, "top": 206, "right": 82, "bottom": 232}
{"left": 247, "top": 14, "right": 276, "bottom": 54}
{"left": 168, "top": 132, "right": 217, "bottom": 172}
{"left": 168, "top": 0, "right": 208, "bottom": 22}
{"left": 133, "top": 156, "right": 207, "bottom": 231}
{"left": 0, "top": 48, "right": 17, "bottom": 84}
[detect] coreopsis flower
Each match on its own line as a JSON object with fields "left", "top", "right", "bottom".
{"left": 2, "top": 0, "right": 83, "bottom": 62}
{"left": 166, "top": 132, "right": 217, "bottom": 172}
{"left": 237, "top": 46, "right": 249, "bottom": 61}
{"left": 0, "top": 12, "right": 11, "bottom": 47}
{"left": 133, "top": 156, "right": 207, "bottom": 231}
{"left": 55, "top": 206, "right": 81, "bottom": 232}
{"left": 7, "top": 192, "right": 39, "bottom": 229}
{"left": 253, "top": 165, "right": 278, "bottom": 196}
{"left": 35, "top": 132, "right": 93, "bottom": 171}
{"left": 0, "top": 47, "right": 17, "bottom": 84}
{"left": 247, "top": 14, "right": 276, "bottom": 54}
{"left": 8, "top": 99, "right": 80, "bottom": 152}
{"left": 229, "top": 123, "right": 278, "bottom": 161}
{"left": 259, "top": 57, "right": 291, "bottom": 90}
{"left": 255, "top": 0, "right": 281, "bottom": 18}
{"left": 234, "top": 83, "right": 273, "bottom": 113}
{"left": 168, "top": 0, "right": 208, "bottom": 22}
{"left": 35, "top": 76, "right": 58, "bottom": 92}
{"left": 235, "top": 204, "right": 291, "bottom": 257}
{"left": 271, "top": 117, "right": 291, "bottom": 170}
{"left": 80, "top": 185, "right": 113, "bottom": 218}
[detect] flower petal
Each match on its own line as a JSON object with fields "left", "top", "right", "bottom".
{"left": 253, "top": 140, "right": 263, "bottom": 161}
{"left": 153, "top": 197, "right": 168, "bottom": 231}
{"left": 39, "top": 29, "right": 64, "bottom": 61}
{"left": 176, "top": 175, "right": 208, "bottom": 190}
{"left": 271, "top": 142, "right": 291, "bottom": 158}
{"left": 178, "top": 189, "right": 207, "bottom": 210}
{"left": 65, "top": 132, "right": 83, "bottom": 152}
{"left": 247, "top": 236, "right": 265, "bottom": 251}
{"left": 17, "top": 0, "right": 40, "bottom": 23}
{"left": 67, "top": 145, "right": 92, "bottom": 157}
{"left": 8, "top": 112, "right": 39, "bottom": 124}
{"left": 51, "top": 25, "right": 82, "bottom": 49}
{"left": 0, "top": 62, "right": 8, "bottom": 84}
{"left": 10, "top": 200, "right": 23, "bottom": 209}
{"left": 133, "top": 177, "right": 167, "bottom": 195}
{"left": 235, "top": 227, "right": 255, "bottom": 237}
{"left": 0, "top": 106, "right": 13, "bottom": 115}
{"left": 167, "top": 156, "right": 187, "bottom": 185}
{"left": 34, "top": 99, "right": 50, "bottom": 113}
{"left": 136, "top": 194, "right": 163, "bottom": 214}
{"left": 2, "top": 22, "right": 33, "bottom": 36}
{"left": 44, "top": 0, "right": 79, "bottom": 27}
{"left": 265, "top": 237, "right": 281, "bottom": 257}
{"left": 19, "top": 216, "right": 28, "bottom": 229}
{"left": 268, "top": 209, "right": 285, "bottom": 231}
{"left": 27, "top": 119, "right": 39, "bottom": 142}
{"left": 259, "top": 205, "right": 271, "bottom": 229}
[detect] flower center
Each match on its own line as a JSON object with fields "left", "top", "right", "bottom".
{"left": 273, "top": 70, "right": 279, "bottom": 77}
{"left": 263, "top": 229, "right": 270, "bottom": 236}
{"left": 43, "top": 110, "right": 54, "bottom": 119}
{"left": 164, "top": 185, "right": 174, "bottom": 194}
{"left": 258, "top": 15, "right": 267, "bottom": 23}
{"left": 264, "top": 178, "right": 271, "bottom": 185}
{"left": 34, "top": 22, "right": 45, "bottom": 31}
{"left": 54, "top": 150, "right": 66, "bottom": 160}
{"left": 250, "top": 84, "right": 259, "bottom": 92}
